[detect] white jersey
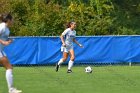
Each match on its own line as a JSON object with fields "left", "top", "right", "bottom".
{"left": 0, "top": 22, "right": 10, "bottom": 51}
{"left": 62, "top": 28, "right": 76, "bottom": 47}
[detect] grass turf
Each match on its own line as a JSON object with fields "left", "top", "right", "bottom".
{"left": 0, "top": 66, "right": 140, "bottom": 93}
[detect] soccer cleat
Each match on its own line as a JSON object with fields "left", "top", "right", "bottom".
{"left": 67, "top": 69, "right": 72, "bottom": 73}
{"left": 55, "top": 63, "right": 60, "bottom": 72}
{"left": 9, "top": 88, "right": 22, "bottom": 93}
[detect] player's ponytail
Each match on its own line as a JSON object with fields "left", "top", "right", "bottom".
{"left": 66, "top": 22, "right": 72, "bottom": 28}
{"left": 0, "top": 13, "right": 12, "bottom": 23}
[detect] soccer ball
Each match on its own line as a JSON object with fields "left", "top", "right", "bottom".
{"left": 85, "top": 66, "right": 92, "bottom": 73}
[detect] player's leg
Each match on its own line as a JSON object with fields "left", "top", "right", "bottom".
{"left": 58, "top": 52, "right": 69, "bottom": 65}
{"left": 67, "top": 49, "right": 75, "bottom": 73}
{"left": 0, "top": 55, "right": 13, "bottom": 89}
{"left": 56, "top": 52, "right": 69, "bottom": 72}
{"left": 0, "top": 55, "right": 22, "bottom": 93}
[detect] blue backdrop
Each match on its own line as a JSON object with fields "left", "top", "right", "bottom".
{"left": 4, "top": 36, "right": 140, "bottom": 65}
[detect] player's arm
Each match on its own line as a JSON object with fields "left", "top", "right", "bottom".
{"left": 60, "top": 29, "right": 68, "bottom": 47}
{"left": 73, "top": 38, "right": 83, "bottom": 48}
{"left": 60, "top": 34, "right": 66, "bottom": 47}
{"left": 0, "top": 39, "right": 12, "bottom": 46}
{"left": 0, "top": 28, "right": 12, "bottom": 46}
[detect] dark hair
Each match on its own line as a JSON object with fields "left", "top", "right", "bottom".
{"left": 66, "top": 21, "right": 76, "bottom": 28}
{"left": 0, "top": 13, "right": 12, "bottom": 22}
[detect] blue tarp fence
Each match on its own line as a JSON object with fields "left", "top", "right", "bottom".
{"left": 4, "top": 36, "right": 140, "bottom": 65}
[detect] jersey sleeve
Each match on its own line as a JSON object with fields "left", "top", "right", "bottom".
{"left": 62, "top": 29, "right": 69, "bottom": 36}
{"left": 0, "top": 26, "right": 4, "bottom": 35}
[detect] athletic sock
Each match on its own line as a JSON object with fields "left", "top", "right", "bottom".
{"left": 58, "top": 58, "right": 63, "bottom": 65}
{"left": 6, "top": 69, "right": 13, "bottom": 89}
{"left": 68, "top": 60, "right": 74, "bottom": 70}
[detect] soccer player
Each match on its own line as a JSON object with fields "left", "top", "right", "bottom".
{"left": 56, "top": 21, "right": 83, "bottom": 73}
{"left": 0, "top": 13, "right": 22, "bottom": 93}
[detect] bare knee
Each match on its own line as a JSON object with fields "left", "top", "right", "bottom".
{"left": 0, "top": 57, "right": 13, "bottom": 70}
{"left": 70, "top": 56, "right": 75, "bottom": 61}
{"left": 62, "top": 57, "right": 67, "bottom": 62}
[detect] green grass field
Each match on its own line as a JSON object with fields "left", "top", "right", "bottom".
{"left": 0, "top": 66, "right": 140, "bottom": 93}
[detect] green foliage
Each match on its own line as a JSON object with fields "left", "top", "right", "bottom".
{"left": 0, "top": 0, "right": 140, "bottom": 36}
